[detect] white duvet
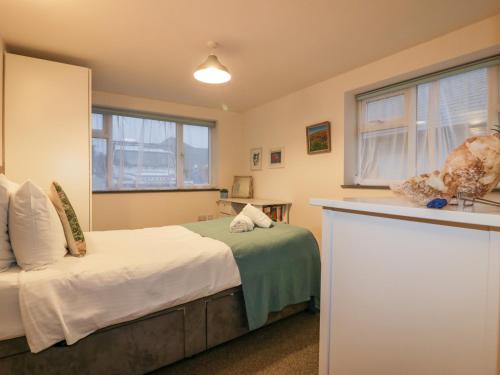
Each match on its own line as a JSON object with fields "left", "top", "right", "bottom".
{"left": 18, "top": 226, "right": 241, "bottom": 353}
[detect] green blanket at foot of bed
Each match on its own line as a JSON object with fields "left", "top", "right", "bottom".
{"left": 183, "top": 217, "right": 321, "bottom": 330}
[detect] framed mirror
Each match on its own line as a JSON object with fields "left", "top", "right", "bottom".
{"left": 232, "top": 176, "right": 253, "bottom": 198}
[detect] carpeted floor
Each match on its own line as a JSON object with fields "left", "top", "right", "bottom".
{"left": 151, "top": 312, "right": 319, "bottom": 375}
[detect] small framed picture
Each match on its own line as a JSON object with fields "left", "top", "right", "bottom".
{"left": 269, "top": 147, "right": 285, "bottom": 168}
{"left": 250, "top": 147, "right": 262, "bottom": 170}
{"left": 306, "top": 121, "right": 331, "bottom": 154}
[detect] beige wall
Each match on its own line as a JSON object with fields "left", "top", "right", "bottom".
{"left": 93, "top": 191, "right": 220, "bottom": 230}
{"left": 92, "top": 91, "right": 245, "bottom": 230}
{"left": 242, "top": 14, "right": 500, "bottom": 241}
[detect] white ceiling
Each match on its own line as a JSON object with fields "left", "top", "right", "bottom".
{"left": 0, "top": 0, "right": 499, "bottom": 112}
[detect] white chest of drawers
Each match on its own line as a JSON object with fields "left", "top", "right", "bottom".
{"left": 311, "top": 197, "right": 500, "bottom": 375}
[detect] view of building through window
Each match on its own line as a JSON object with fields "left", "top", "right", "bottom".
{"left": 92, "top": 112, "right": 212, "bottom": 191}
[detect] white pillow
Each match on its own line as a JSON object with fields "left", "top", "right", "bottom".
{"left": 0, "top": 175, "right": 18, "bottom": 271}
{"left": 9, "top": 180, "right": 67, "bottom": 271}
{"left": 241, "top": 204, "right": 273, "bottom": 228}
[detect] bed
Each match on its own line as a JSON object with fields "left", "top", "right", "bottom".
{"left": 0, "top": 217, "right": 320, "bottom": 375}
{"left": 0, "top": 266, "right": 23, "bottom": 341}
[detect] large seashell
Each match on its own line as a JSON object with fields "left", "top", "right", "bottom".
{"left": 390, "top": 170, "right": 453, "bottom": 205}
{"left": 391, "top": 133, "right": 500, "bottom": 205}
{"left": 442, "top": 133, "right": 500, "bottom": 198}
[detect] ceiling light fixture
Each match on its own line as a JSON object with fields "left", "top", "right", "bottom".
{"left": 194, "top": 41, "right": 231, "bottom": 84}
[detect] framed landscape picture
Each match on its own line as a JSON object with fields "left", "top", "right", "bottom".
{"left": 269, "top": 147, "right": 285, "bottom": 168}
{"left": 250, "top": 147, "right": 262, "bottom": 170}
{"left": 306, "top": 121, "right": 331, "bottom": 154}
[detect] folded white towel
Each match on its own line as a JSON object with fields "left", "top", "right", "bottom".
{"left": 241, "top": 204, "right": 273, "bottom": 228}
{"left": 229, "top": 213, "right": 255, "bottom": 233}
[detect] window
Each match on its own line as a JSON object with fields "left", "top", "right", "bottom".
{"left": 92, "top": 109, "right": 214, "bottom": 191}
{"left": 356, "top": 61, "right": 500, "bottom": 185}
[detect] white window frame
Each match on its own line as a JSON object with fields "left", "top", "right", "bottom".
{"left": 356, "top": 88, "right": 416, "bottom": 185}
{"left": 355, "top": 62, "right": 500, "bottom": 186}
{"left": 92, "top": 111, "right": 214, "bottom": 192}
{"left": 488, "top": 65, "right": 500, "bottom": 129}
{"left": 358, "top": 90, "right": 410, "bottom": 133}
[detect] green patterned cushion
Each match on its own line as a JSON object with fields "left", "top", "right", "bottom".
{"left": 49, "top": 182, "right": 86, "bottom": 256}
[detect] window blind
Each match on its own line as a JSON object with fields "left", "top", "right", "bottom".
{"left": 356, "top": 54, "right": 500, "bottom": 101}
{"left": 92, "top": 106, "right": 216, "bottom": 128}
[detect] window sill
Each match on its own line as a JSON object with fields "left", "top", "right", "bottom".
{"left": 341, "top": 185, "right": 500, "bottom": 193}
{"left": 93, "top": 188, "right": 220, "bottom": 194}
{"left": 341, "top": 184, "right": 390, "bottom": 190}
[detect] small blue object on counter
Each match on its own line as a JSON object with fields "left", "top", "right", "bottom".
{"left": 427, "top": 198, "right": 448, "bottom": 209}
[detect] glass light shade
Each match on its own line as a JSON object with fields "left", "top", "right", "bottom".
{"left": 194, "top": 54, "right": 231, "bottom": 84}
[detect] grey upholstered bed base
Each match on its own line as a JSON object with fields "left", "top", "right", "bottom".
{"left": 0, "top": 286, "right": 310, "bottom": 375}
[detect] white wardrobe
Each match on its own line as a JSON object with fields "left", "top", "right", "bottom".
{"left": 3, "top": 53, "right": 92, "bottom": 230}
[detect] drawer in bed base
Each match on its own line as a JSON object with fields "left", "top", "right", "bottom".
{"left": 0, "top": 306, "right": 190, "bottom": 375}
{"left": 0, "top": 287, "right": 309, "bottom": 374}
{"left": 205, "top": 289, "right": 311, "bottom": 349}
{"left": 206, "top": 289, "right": 249, "bottom": 348}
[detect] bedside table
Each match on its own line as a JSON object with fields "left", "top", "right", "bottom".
{"left": 217, "top": 198, "right": 292, "bottom": 224}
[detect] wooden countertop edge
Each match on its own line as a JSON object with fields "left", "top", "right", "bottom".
{"left": 323, "top": 206, "right": 499, "bottom": 231}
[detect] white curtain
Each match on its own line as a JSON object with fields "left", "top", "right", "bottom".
{"left": 416, "top": 68, "right": 488, "bottom": 174}
{"left": 183, "top": 124, "right": 210, "bottom": 186}
{"left": 358, "top": 128, "right": 408, "bottom": 184}
{"left": 91, "top": 113, "right": 107, "bottom": 191}
{"left": 357, "top": 93, "right": 409, "bottom": 184}
{"left": 111, "top": 115, "right": 177, "bottom": 189}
